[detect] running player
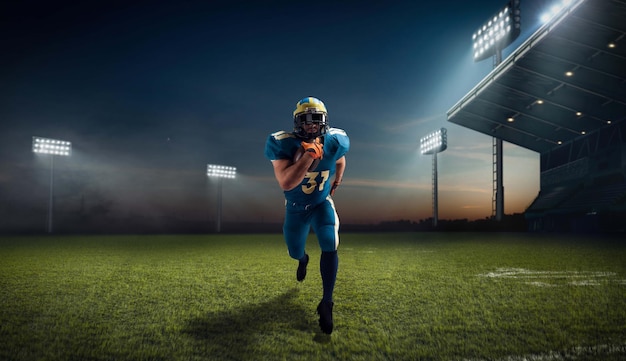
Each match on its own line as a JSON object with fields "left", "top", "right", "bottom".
{"left": 264, "top": 96, "right": 349, "bottom": 334}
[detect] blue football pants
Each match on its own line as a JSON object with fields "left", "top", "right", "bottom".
{"left": 283, "top": 197, "right": 340, "bottom": 260}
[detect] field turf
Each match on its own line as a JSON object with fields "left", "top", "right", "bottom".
{"left": 0, "top": 232, "right": 625, "bottom": 360}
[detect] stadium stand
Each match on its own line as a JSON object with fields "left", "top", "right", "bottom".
{"left": 448, "top": 0, "right": 626, "bottom": 232}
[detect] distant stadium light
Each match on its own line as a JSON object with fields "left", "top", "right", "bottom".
{"left": 420, "top": 128, "right": 448, "bottom": 155}
{"left": 472, "top": 0, "right": 521, "bottom": 62}
{"left": 420, "top": 128, "right": 448, "bottom": 228}
{"left": 207, "top": 164, "right": 237, "bottom": 233}
{"left": 32, "top": 136, "right": 72, "bottom": 156}
{"left": 207, "top": 164, "right": 237, "bottom": 179}
{"left": 32, "top": 136, "right": 72, "bottom": 234}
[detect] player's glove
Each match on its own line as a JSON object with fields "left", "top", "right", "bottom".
{"left": 301, "top": 138, "right": 323, "bottom": 160}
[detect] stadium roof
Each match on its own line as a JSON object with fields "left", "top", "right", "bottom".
{"left": 447, "top": 0, "right": 626, "bottom": 154}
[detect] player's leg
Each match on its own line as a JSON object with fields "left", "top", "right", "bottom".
{"left": 312, "top": 198, "right": 340, "bottom": 300}
{"left": 283, "top": 209, "right": 311, "bottom": 281}
{"left": 311, "top": 197, "right": 340, "bottom": 334}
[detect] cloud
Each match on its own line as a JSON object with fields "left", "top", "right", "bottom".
{"left": 344, "top": 178, "right": 430, "bottom": 191}
{"left": 342, "top": 177, "right": 490, "bottom": 195}
{"left": 382, "top": 113, "right": 444, "bottom": 133}
{"left": 441, "top": 183, "right": 491, "bottom": 194}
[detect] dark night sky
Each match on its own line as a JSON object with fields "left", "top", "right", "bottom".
{"left": 0, "top": 0, "right": 552, "bottom": 231}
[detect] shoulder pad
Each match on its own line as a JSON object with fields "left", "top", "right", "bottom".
{"left": 327, "top": 127, "right": 349, "bottom": 155}
{"left": 270, "top": 130, "right": 297, "bottom": 141}
{"left": 328, "top": 128, "right": 347, "bottom": 137}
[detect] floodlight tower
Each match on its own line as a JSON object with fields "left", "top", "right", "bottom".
{"left": 420, "top": 128, "right": 447, "bottom": 228}
{"left": 32, "top": 136, "right": 72, "bottom": 233}
{"left": 472, "top": 0, "right": 521, "bottom": 221}
{"left": 206, "top": 164, "right": 236, "bottom": 233}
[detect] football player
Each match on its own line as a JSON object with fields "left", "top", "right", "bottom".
{"left": 264, "top": 96, "right": 349, "bottom": 335}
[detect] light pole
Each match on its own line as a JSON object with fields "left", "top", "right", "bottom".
{"left": 420, "top": 128, "right": 447, "bottom": 228}
{"left": 472, "top": 0, "right": 521, "bottom": 221}
{"left": 32, "top": 136, "right": 72, "bottom": 234}
{"left": 206, "top": 164, "right": 236, "bottom": 233}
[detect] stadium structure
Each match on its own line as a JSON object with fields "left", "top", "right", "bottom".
{"left": 447, "top": 0, "right": 626, "bottom": 232}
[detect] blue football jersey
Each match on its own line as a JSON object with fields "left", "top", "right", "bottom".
{"left": 265, "top": 128, "right": 350, "bottom": 205}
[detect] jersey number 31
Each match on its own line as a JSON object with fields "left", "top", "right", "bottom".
{"left": 302, "top": 170, "right": 330, "bottom": 194}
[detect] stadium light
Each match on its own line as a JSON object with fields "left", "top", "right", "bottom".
{"left": 32, "top": 136, "right": 72, "bottom": 233}
{"left": 33, "top": 137, "right": 72, "bottom": 156}
{"left": 540, "top": 0, "right": 574, "bottom": 23}
{"left": 471, "top": 1, "right": 521, "bottom": 221}
{"left": 207, "top": 164, "right": 237, "bottom": 232}
{"left": 420, "top": 128, "right": 448, "bottom": 155}
{"left": 420, "top": 128, "right": 447, "bottom": 228}
{"left": 472, "top": 0, "right": 521, "bottom": 62}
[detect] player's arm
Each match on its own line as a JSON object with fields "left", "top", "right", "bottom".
{"left": 271, "top": 155, "right": 316, "bottom": 191}
{"left": 331, "top": 156, "right": 346, "bottom": 196}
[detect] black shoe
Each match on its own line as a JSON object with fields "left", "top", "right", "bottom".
{"left": 296, "top": 254, "right": 309, "bottom": 282}
{"left": 317, "top": 300, "right": 334, "bottom": 334}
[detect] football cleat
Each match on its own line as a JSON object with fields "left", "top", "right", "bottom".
{"left": 297, "top": 253, "right": 309, "bottom": 282}
{"left": 317, "top": 300, "right": 334, "bottom": 334}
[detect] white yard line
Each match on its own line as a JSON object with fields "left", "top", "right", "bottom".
{"left": 477, "top": 268, "right": 622, "bottom": 287}
{"left": 479, "top": 268, "right": 616, "bottom": 279}
{"left": 460, "top": 342, "right": 626, "bottom": 361}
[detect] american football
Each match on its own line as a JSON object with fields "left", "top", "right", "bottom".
{"left": 293, "top": 147, "right": 320, "bottom": 171}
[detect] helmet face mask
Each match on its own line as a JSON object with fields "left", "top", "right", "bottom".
{"left": 293, "top": 97, "right": 329, "bottom": 140}
{"left": 294, "top": 111, "right": 328, "bottom": 139}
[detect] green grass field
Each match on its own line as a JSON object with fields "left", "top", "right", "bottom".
{"left": 1, "top": 232, "right": 625, "bottom": 361}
